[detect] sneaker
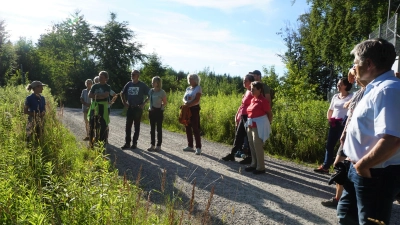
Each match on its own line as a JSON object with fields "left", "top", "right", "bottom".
{"left": 130, "top": 144, "right": 137, "bottom": 149}
{"left": 239, "top": 157, "right": 252, "bottom": 164}
{"left": 253, "top": 169, "right": 266, "bottom": 175}
{"left": 321, "top": 197, "right": 338, "bottom": 207}
{"left": 183, "top": 146, "right": 194, "bottom": 152}
{"left": 121, "top": 144, "right": 130, "bottom": 150}
{"left": 244, "top": 167, "right": 256, "bottom": 172}
{"left": 155, "top": 146, "right": 161, "bottom": 152}
{"left": 195, "top": 148, "right": 201, "bottom": 155}
{"left": 235, "top": 150, "right": 243, "bottom": 158}
{"left": 314, "top": 165, "right": 329, "bottom": 174}
{"left": 83, "top": 137, "right": 90, "bottom": 141}
{"left": 222, "top": 153, "right": 235, "bottom": 161}
{"left": 147, "top": 145, "right": 155, "bottom": 151}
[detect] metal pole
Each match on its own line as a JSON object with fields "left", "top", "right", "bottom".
{"left": 387, "top": 0, "right": 391, "bottom": 37}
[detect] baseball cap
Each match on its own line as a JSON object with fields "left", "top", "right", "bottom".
{"left": 249, "top": 70, "right": 262, "bottom": 76}
{"left": 30, "top": 81, "right": 47, "bottom": 88}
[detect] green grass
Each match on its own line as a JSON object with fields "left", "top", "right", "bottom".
{"left": 0, "top": 85, "right": 212, "bottom": 225}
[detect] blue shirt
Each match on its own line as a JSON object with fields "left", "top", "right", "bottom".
{"left": 25, "top": 93, "right": 46, "bottom": 113}
{"left": 121, "top": 81, "right": 150, "bottom": 106}
{"left": 344, "top": 70, "right": 400, "bottom": 167}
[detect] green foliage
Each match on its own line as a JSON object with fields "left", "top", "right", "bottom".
{"left": 0, "top": 85, "right": 189, "bottom": 224}
{"left": 0, "top": 20, "right": 17, "bottom": 86}
{"left": 93, "top": 12, "right": 146, "bottom": 92}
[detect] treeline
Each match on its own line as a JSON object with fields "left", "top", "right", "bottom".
{"left": 0, "top": 12, "right": 246, "bottom": 107}
{"left": 281, "top": 0, "right": 399, "bottom": 100}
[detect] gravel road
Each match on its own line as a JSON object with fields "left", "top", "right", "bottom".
{"left": 61, "top": 107, "right": 400, "bottom": 225}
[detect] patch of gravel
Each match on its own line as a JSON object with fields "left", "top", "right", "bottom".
{"left": 61, "top": 107, "right": 400, "bottom": 225}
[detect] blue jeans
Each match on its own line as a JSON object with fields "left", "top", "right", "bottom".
{"left": 322, "top": 122, "right": 344, "bottom": 169}
{"left": 337, "top": 163, "right": 400, "bottom": 225}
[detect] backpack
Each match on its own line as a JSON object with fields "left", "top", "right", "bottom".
{"left": 179, "top": 105, "right": 192, "bottom": 126}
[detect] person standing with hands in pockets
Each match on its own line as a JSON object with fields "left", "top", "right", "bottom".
{"left": 121, "top": 70, "right": 150, "bottom": 150}
{"left": 147, "top": 76, "right": 167, "bottom": 152}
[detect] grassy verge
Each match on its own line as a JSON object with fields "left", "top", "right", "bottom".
{"left": 0, "top": 85, "right": 216, "bottom": 225}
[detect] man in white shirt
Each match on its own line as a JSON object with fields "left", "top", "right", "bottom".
{"left": 337, "top": 38, "right": 400, "bottom": 225}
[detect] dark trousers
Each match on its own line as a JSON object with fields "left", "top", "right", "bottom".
{"left": 322, "top": 122, "right": 344, "bottom": 169}
{"left": 125, "top": 107, "right": 143, "bottom": 145}
{"left": 231, "top": 115, "right": 249, "bottom": 155}
{"left": 149, "top": 108, "right": 163, "bottom": 146}
{"left": 337, "top": 164, "right": 400, "bottom": 225}
{"left": 89, "top": 104, "right": 108, "bottom": 146}
{"left": 185, "top": 105, "right": 201, "bottom": 149}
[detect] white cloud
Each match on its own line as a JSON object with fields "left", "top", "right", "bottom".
{"left": 162, "top": 0, "right": 273, "bottom": 11}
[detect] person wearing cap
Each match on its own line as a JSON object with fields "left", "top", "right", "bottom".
{"left": 88, "top": 71, "right": 111, "bottom": 148}
{"left": 249, "top": 70, "right": 272, "bottom": 104}
{"left": 24, "top": 81, "right": 47, "bottom": 142}
{"left": 80, "top": 79, "right": 93, "bottom": 141}
{"left": 120, "top": 70, "right": 150, "bottom": 150}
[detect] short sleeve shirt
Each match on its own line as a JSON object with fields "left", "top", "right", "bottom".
{"left": 247, "top": 95, "right": 271, "bottom": 118}
{"left": 344, "top": 71, "right": 400, "bottom": 167}
{"left": 237, "top": 90, "right": 253, "bottom": 117}
{"left": 90, "top": 83, "right": 111, "bottom": 102}
{"left": 148, "top": 89, "right": 167, "bottom": 109}
{"left": 183, "top": 86, "right": 202, "bottom": 105}
{"left": 80, "top": 89, "right": 90, "bottom": 111}
{"left": 25, "top": 94, "right": 46, "bottom": 113}
{"left": 329, "top": 93, "right": 353, "bottom": 119}
{"left": 122, "top": 81, "right": 150, "bottom": 106}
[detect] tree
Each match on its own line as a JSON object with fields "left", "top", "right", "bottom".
{"left": 93, "top": 12, "right": 146, "bottom": 92}
{"left": 0, "top": 20, "right": 17, "bottom": 86}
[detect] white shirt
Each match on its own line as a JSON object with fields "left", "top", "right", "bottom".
{"left": 344, "top": 70, "right": 400, "bottom": 167}
{"left": 183, "top": 86, "right": 202, "bottom": 105}
{"left": 329, "top": 93, "right": 353, "bottom": 119}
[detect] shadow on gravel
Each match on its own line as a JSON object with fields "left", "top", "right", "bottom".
{"left": 105, "top": 144, "right": 332, "bottom": 225}
{"left": 205, "top": 154, "right": 334, "bottom": 199}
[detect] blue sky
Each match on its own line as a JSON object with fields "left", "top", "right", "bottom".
{"left": 1, "top": 0, "right": 310, "bottom": 77}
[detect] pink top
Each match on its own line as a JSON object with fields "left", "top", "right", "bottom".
{"left": 236, "top": 90, "right": 253, "bottom": 120}
{"left": 247, "top": 95, "right": 271, "bottom": 127}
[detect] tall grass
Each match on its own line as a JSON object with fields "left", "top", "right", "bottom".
{"left": 0, "top": 85, "right": 212, "bottom": 224}
{"left": 144, "top": 89, "right": 330, "bottom": 163}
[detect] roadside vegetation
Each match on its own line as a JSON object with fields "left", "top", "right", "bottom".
{"left": 0, "top": 86, "right": 219, "bottom": 224}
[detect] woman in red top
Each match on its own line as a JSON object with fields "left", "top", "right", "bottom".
{"left": 221, "top": 74, "right": 255, "bottom": 162}
{"left": 244, "top": 81, "right": 272, "bottom": 174}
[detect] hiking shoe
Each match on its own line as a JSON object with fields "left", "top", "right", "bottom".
{"left": 130, "top": 144, "right": 137, "bottom": 149}
{"left": 240, "top": 157, "right": 252, "bottom": 164}
{"left": 155, "top": 146, "right": 161, "bottom": 152}
{"left": 314, "top": 165, "right": 329, "bottom": 174}
{"left": 147, "top": 145, "right": 155, "bottom": 151}
{"left": 121, "top": 144, "right": 130, "bottom": 150}
{"left": 222, "top": 153, "right": 235, "bottom": 161}
{"left": 195, "top": 148, "right": 202, "bottom": 155}
{"left": 235, "top": 150, "right": 243, "bottom": 158}
{"left": 183, "top": 146, "right": 194, "bottom": 152}
{"left": 321, "top": 197, "right": 338, "bottom": 207}
{"left": 253, "top": 169, "right": 266, "bottom": 175}
{"left": 83, "top": 137, "right": 90, "bottom": 141}
{"left": 244, "top": 167, "right": 256, "bottom": 172}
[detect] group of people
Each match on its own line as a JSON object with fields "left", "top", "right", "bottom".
{"left": 314, "top": 38, "right": 400, "bottom": 225}
{"left": 23, "top": 38, "right": 400, "bottom": 224}
{"left": 221, "top": 70, "right": 273, "bottom": 175}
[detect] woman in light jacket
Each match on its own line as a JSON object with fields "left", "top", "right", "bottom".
{"left": 244, "top": 81, "right": 272, "bottom": 174}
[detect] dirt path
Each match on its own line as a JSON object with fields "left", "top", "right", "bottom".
{"left": 60, "top": 107, "right": 400, "bottom": 225}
